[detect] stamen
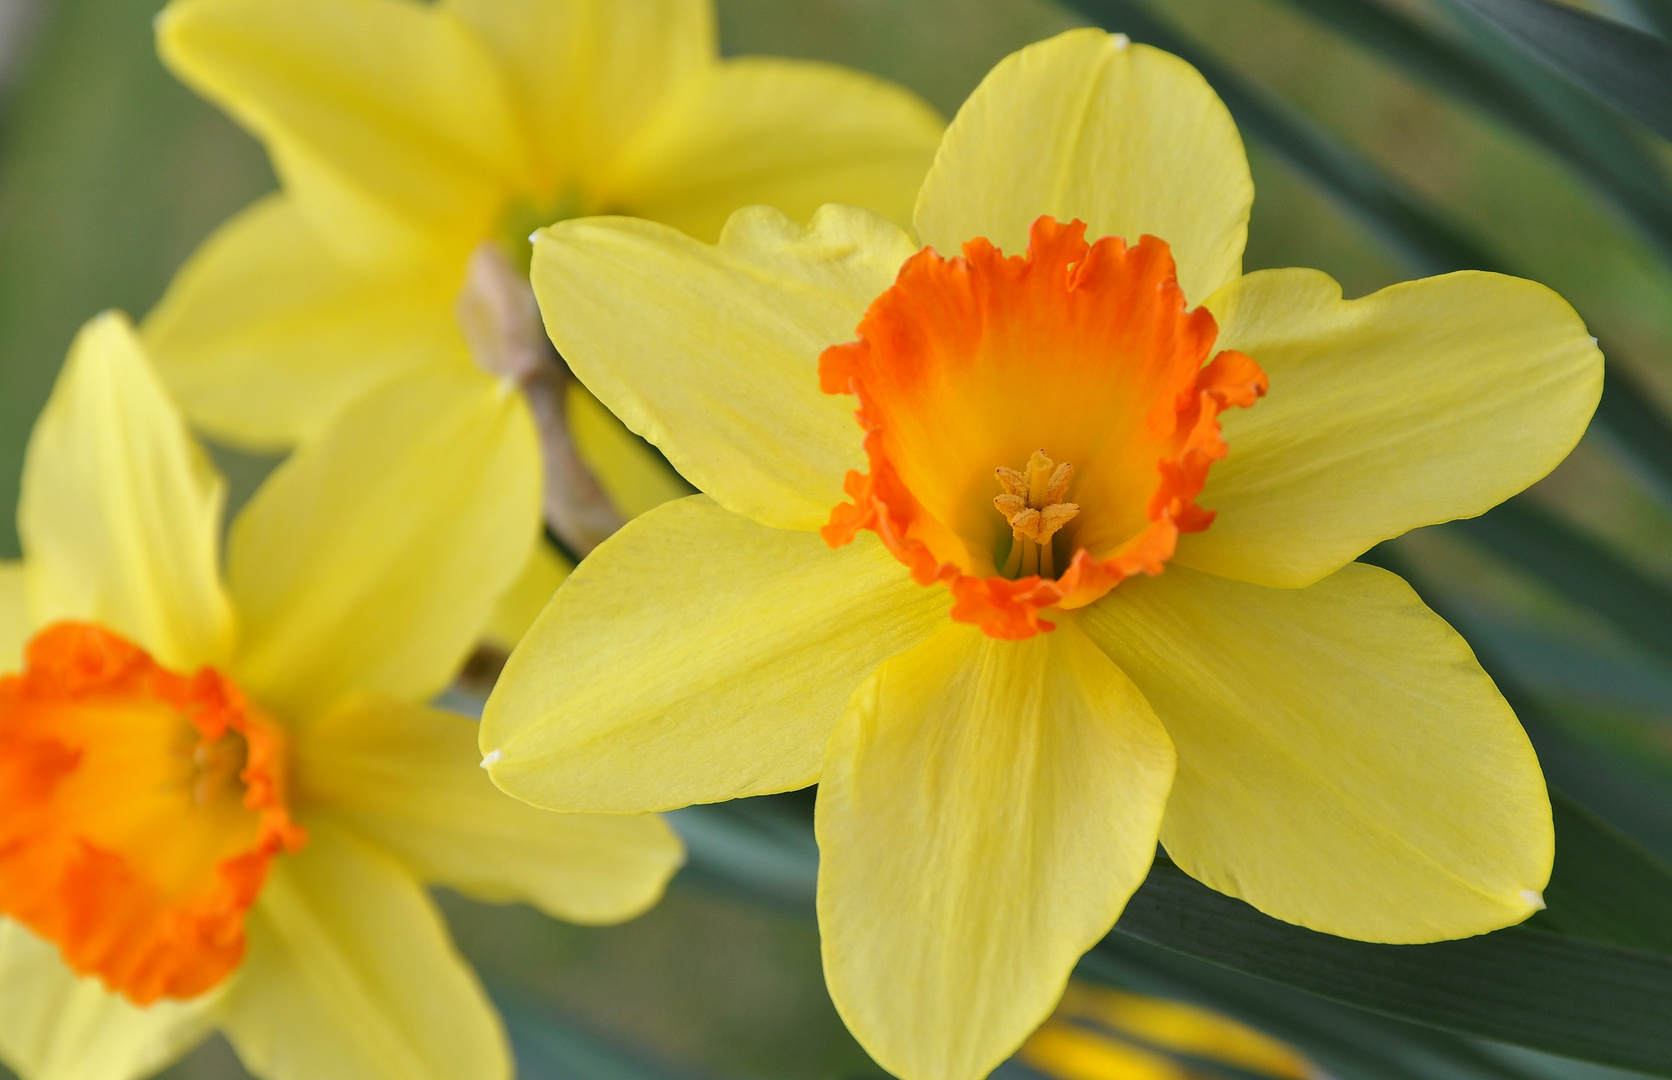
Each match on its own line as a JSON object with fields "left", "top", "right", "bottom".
{"left": 993, "top": 450, "right": 1080, "bottom": 580}
{"left": 995, "top": 467, "right": 1029, "bottom": 498}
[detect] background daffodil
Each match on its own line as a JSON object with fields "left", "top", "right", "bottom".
{"left": 139, "top": 0, "right": 946, "bottom": 610}
{"left": 0, "top": 313, "right": 682, "bottom": 1080}
{"left": 480, "top": 27, "right": 1604, "bottom": 1080}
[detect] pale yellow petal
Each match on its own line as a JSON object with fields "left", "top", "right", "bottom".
{"left": 156, "top": 0, "right": 527, "bottom": 263}
{"left": 222, "top": 822, "right": 509, "bottom": 1080}
{"left": 566, "top": 382, "right": 692, "bottom": 520}
{"left": 914, "top": 29, "right": 1250, "bottom": 305}
{"left": 532, "top": 206, "right": 914, "bottom": 531}
{"left": 0, "top": 920, "right": 216, "bottom": 1080}
{"left": 603, "top": 58, "right": 943, "bottom": 242}
{"left": 482, "top": 536, "right": 572, "bottom": 652}
{"left": 443, "top": 0, "right": 712, "bottom": 194}
{"left": 1177, "top": 268, "right": 1603, "bottom": 587}
{"left": 817, "top": 620, "right": 1174, "bottom": 1080}
{"left": 229, "top": 369, "right": 539, "bottom": 724}
{"left": 18, "top": 313, "right": 234, "bottom": 670}
{"left": 299, "top": 695, "right": 682, "bottom": 923}
{"left": 483, "top": 496, "right": 948, "bottom": 812}
{"left": 0, "top": 562, "right": 26, "bottom": 671}
{"left": 144, "top": 195, "right": 468, "bottom": 451}
{"left": 1080, "top": 563, "right": 1553, "bottom": 943}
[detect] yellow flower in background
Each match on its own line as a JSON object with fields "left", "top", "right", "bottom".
{"left": 1020, "top": 983, "right": 1314, "bottom": 1080}
{"left": 481, "top": 28, "right": 1601, "bottom": 1080}
{"left": 0, "top": 315, "right": 681, "bottom": 1080}
{"left": 141, "top": 0, "right": 945, "bottom": 617}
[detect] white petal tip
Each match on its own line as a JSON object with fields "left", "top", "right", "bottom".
{"left": 1112, "top": 32, "right": 1130, "bottom": 49}
{"left": 480, "top": 750, "right": 503, "bottom": 769}
{"left": 1589, "top": 336, "right": 1600, "bottom": 347}
{"left": 528, "top": 232, "right": 540, "bottom": 244}
{"left": 1519, "top": 888, "right": 1546, "bottom": 911}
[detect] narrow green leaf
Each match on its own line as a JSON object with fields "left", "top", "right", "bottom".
{"left": 1623, "top": 0, "right": 1672, "bottom": 40}
{"left": 1595, "top": 363, "right": 1672, "bottom": 504}
{"left": 1450, "top": 0, "right": 1672, "bottom": 141}
{"left": 1447, "top": 495, "right": 1672, "bottom": 670}
{"left": 1535, "top": 793, "right": 1672, "bottom": 953}
{"left": 1110, "top": 857, "right": 1672, "bottom": 1076}
{"left": 1268, "top": 0, "right": 1672, "bottom": 266}
{"left": 1082, "top": 936, "right": 1551, "bottom": 1080}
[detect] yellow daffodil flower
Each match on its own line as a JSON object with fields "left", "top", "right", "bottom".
{"left": 140, "top": 0, "right": 945, "bottom": 633}
{"left": 0, "top": 314, "right": 682, "bottom": 1080}
{"left": 1020, "top": 983, "right": 1314, "bottom": 1080}
{"left": 479, "top": 28, "right": 1602, "bottom": 1080}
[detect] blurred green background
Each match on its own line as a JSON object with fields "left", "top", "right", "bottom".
{"left": 6, "top": 0, "right": 1672, "bottom": 1078}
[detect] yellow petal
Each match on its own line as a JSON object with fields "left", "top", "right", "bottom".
{"left": 144, "top": 195, "right": 468, "bottom": 451}
{"left": 299, "top": 694, "right": 683, "bottom": 923}
{"left": 1079, "top": 562, "right": 1553, "bottom": 943}
{"left": 1179, "top": 268, "right": 1603, "bottom": 588}
{"left": 566, "top": 382, "right": 692, "bottom": 520}
{"left": 914, "top": 29, "right": 1250, "bottom": 306}
{"left": 229, "top": 369, "right": 538, "bottom": 724}
{"left": 817, "top": 620, "right": 1174, "bottom": 1080}
{"left": 532, "top": 206, "right": 915, "bottom": 531}
{"left": 0, "top": 919, "right": 216, "bottom": 1080}
{"left": 223, "top": 821, "right": 509, "bottom": 1080}
{"left": 603, "top": 58, "right": 944, "bottom": 242}
{"left": 482, "top": 535, "right": 572, "bottom": 652}
{"left": 18, "top": 313, "right": 234, "bottom": 670}
{"left": 1020, "top": 1021, "right": 1183, "bottom": 1080}
{"left": 1037, "top": 983, "right": 1312, "bottom": 1080}
{"left": 482, "top": 496, "right": 947, "bottom": 812}
{"left": 442, "top": 0, "right": 712, "bottom": 195}
{"left": 0, "top": 562, "right": 26, "bottom": 671}
{"left": 156, "top": 0, "right": 527, "bottom": 263}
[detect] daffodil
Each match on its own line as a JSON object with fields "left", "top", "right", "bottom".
{"left": 1019, "top": 983, "right": 1313, "bottom": 1080}
{"left": 141, "top": 0, "right": 945, "bottom": 626}
{"left": 480, "top": 28, "right": 1602, "bottom": 1080}
{"left": 0, "top": 314, "right": 682, "bottom": 1080}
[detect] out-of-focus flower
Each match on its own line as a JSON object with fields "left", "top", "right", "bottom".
{"left": 1019, "top": 983, "right": 1315, "bottom": 1080}
{"left": 140, "top": 0, "right": 945, "bottom": 631}
{"left": 481, "top": 28, "right": 1601, "bottom": 1080}
{"left": 0, "top": 314, "right": 682, "bottom": 1080}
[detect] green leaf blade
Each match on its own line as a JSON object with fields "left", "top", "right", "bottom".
{"left": 1451, "top": 0, "right": 1672, "bottom": 141}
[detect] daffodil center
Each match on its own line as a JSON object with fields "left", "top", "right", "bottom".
{"left": 819, "top": 216, "right": 1268, "bottom": 639}
{"left": 994, "top": 450, "right": 1080, "bottom": 580}
{"left": 181, "top": 722, "right": 248, "bottom": 807}
{"left": 0, "top": 622, "right": 304, "bottom": 1005}
{"left": 498, "top": 189, "right": 586, "bottom": 275}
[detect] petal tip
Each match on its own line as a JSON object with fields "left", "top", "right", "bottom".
{"left": 480, "top": 749, "right": 503, "bottom": 769}
{"left": 1518, "top": 888, "right": 1546, "bottom": 912}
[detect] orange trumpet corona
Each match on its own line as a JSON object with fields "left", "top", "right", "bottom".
{"left": 821, "top": 216, "right": 1268, "bottom": 639}
{"left": 0, "top": 622, "right": 304, "bottom": 1004}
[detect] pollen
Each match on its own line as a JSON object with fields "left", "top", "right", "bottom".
{"left": 995, "top": 451, "right": 1080, "bottom": 579}
{"left": 0, "top": 622, "right": 305, "bottom": 1005}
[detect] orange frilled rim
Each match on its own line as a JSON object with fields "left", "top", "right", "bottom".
{"left": 820, "top": 217, "right": 1266, "bottom": 639}
{"left": 0, "top": 622, "right": 305, "bottom": 1005}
